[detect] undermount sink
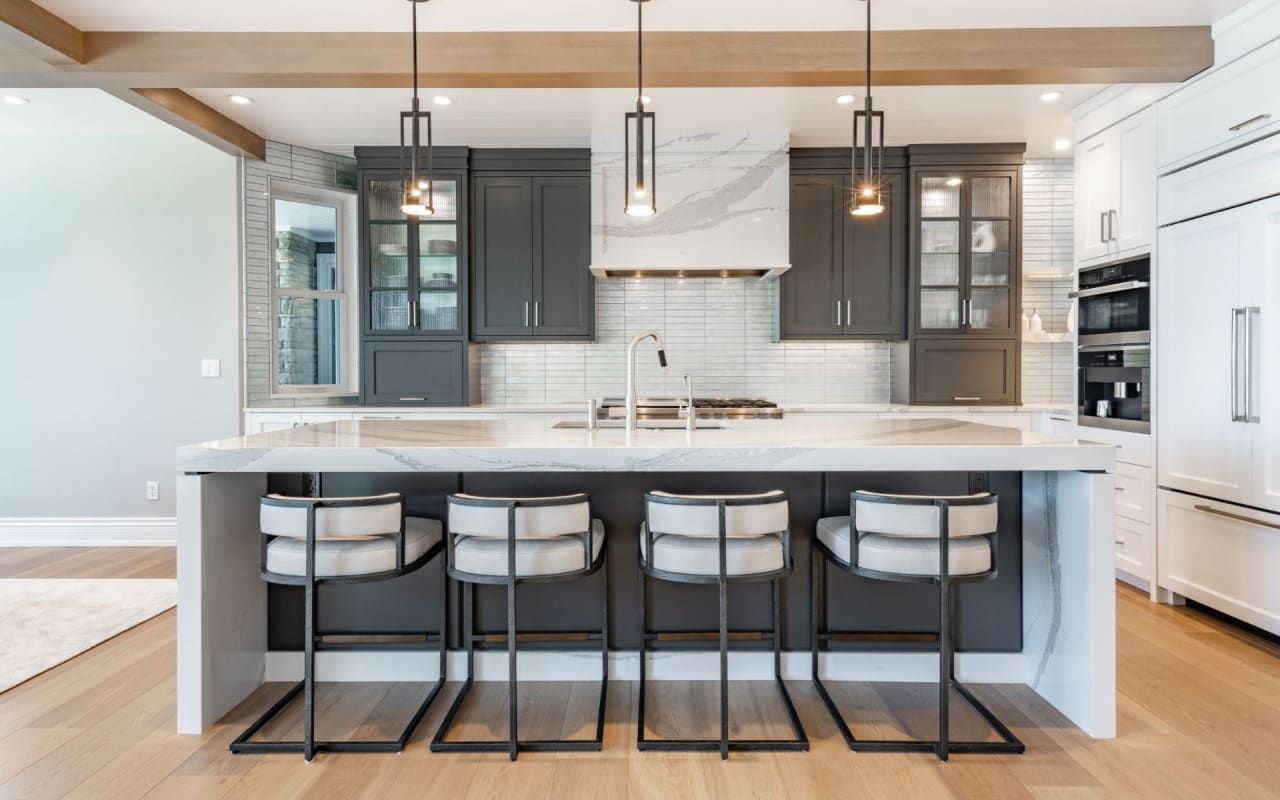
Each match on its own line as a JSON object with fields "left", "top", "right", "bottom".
{"left": 552, "top": 419, "right": 732, "bottom": 430}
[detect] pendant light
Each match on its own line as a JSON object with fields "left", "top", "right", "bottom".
{"left": 399, "top": 0, "right": 434, "bottom": 217}
{"left": 850, "top": 0, "right": 885, "bottom": 217}
{"left": 624, "top": 0, "right": 656, "bottom": 217}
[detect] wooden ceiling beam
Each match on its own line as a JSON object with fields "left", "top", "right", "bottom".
{"left": 4, "top": 26, "right": 1212, "bottom": 89}
{"left": 0, "top": 0, "right": 84, "bottom": 64}
{"left": 111, "top": 88, "right": 267, "bottom": 160}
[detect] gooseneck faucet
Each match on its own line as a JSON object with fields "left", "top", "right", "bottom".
{"left": 625, "top": 329, "right": 667, "bottom": 431}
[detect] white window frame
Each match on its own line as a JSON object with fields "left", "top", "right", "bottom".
{"left": 268, "top": 180, "right": 360, "bottom": 398}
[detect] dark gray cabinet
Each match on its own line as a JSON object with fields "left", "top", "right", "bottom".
{"left": 356, "top": 146, "right": 475, "bottom": 405}
{"left": 910, "top": 338, "right": 1018, "bottom": 405}
{"left": 362, "top": 340, "right": 465, "bottom": 405}
{"left": 783, "top": 149, "right": 906, "bottom": 340}
{"left": 471, "top": 151, "right": 592, "bottom": 341}
{"left": 899, "top": 144, "right": 1026, "bottom": 406}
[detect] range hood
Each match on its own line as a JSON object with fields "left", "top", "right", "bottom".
{"left": 589, "top": 132, "right": 791, "bottom": 280}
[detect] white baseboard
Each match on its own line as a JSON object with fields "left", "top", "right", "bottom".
{"left": 265, "top": 650, "right": 1029, "bottom": 685}
{"left": 0, "top": 517, "right": 177, "bottom": 547}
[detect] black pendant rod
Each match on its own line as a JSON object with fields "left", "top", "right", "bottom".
{"left": 635, "top": 0, "right": 645, "bottom": 194}
{"left": 862, "top": 0, "right": 873, "bottom": 193}
{"left": 410, "top": 0, "right": 420, "bottom": 190}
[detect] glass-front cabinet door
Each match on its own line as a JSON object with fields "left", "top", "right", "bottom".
{"left": 364, "top": 174, "right": 463, "bottom": 337}
{"left": 914, "top": 169, "right": 1018, "bottom": 337}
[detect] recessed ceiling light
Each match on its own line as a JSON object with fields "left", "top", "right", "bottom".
{"left": 432, "top": 95, "right": 452, "bottom": 106}
{"left": 1054, "top": 138, "right": 1072, "bottom": 151}
{"left": 836, "top": 94, "right": 856, "bottom": 105}
{"left": 1040, "top": 91, "right": 1061, "bottom": 103}
{"left": 227, "top": 94, "right": 253, "bottom": 105}
{"left": 3, "top": 95, "right": 30, "bottom": 105}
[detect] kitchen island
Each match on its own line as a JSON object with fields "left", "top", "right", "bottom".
{"left": 176, "top": 416, "right": 1117, "bottom": 740}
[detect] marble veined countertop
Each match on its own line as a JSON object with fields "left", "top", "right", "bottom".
{"left": 179, "top": 415, "right": 1114, "bottom": 474}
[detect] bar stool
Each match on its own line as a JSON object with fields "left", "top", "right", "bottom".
{"left": 230, "top": 493, "right": 446, "bottom": 762}
{"left": 430, "top": 493, "right": 608, "bottom": 761}
{"left": 811, "top": 490, "right": 1025, "bottom": 761}
{"left": 637, "top": 490, "right": 809, "bottom": 760}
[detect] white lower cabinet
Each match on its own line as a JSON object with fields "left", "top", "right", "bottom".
{"left": 245, "top": 412, "right": 353, "bottom": 434}
{"left": 1158, "top": 489, "right": 1280, "bottom": 636}
{"left": 1114, "top": 516, "right": 1150, "bottom": 582}
{"left": 1114, "top": 462, "right": 1152, "bottom": 525}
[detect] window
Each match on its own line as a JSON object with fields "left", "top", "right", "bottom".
{"left": 269, "top": 182, "right": 359, "bottom": 397}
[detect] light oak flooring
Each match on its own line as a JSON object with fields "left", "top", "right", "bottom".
{"left": 1, "top": 547, "right": 1279, "bottom": 799}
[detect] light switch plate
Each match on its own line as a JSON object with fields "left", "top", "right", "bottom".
{"left": 201, "top": 359, "right": 221, "bottom": 378}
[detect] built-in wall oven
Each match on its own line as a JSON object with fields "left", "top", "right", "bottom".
{"left": 1072, "top": 256, "right": 1151, "bottom": 433}
{"left": 1072, "top": 256, "right": 1150, "bottom": 346}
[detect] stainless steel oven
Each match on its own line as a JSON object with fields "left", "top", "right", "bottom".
{"left": 1078, "top": 343, "right": 1151, "bottom": 433}
{"left": 1071, "top": 256, "right": 1151, "bottom": 347}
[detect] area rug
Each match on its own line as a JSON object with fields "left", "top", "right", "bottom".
{"left": 0, "top": 578, "right": 176, "bottom": 693}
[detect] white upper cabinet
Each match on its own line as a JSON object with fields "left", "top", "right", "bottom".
{"left": 1156, "top": 40, "right": 1280, "bottom": 172}
{"left": 1158, "top": 194, "right": 1280, "bottom": 514}
{"left": 1074, "top": 107, "right": 1155, "bottom": 267}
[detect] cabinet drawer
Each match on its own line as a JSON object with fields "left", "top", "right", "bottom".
{"left": 910, "top": 338, "right": 1018, "bottom": 405}
{"left": 362, "top": 341, "right": 465, "bottom": 406}
{"left": 1114, "top": 516, "right": 1148, "bottom": 579}
{"left": 1158, "top": 490, "right": 1280, "bottom": 636}
{"left": 1114, "top": 462, "right": 1152, "bottom": 524}
{"left": 1157, "top": 41, "right": 1280, "bottom": 171}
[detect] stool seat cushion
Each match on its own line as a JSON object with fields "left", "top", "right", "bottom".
{"left": 817, "top": 517, "right": 990, "bottom": 576}
{"left": 265, "top": 516, "right": 442, "bottom": 578}
{"left": 452, "top": 520, "right": 605, "bottom": 577}
{"left": 640, "top": 525, "right": 785, "bottom": 576}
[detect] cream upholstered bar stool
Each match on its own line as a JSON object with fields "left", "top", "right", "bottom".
{"left": 811, "top": 490, "right": 1025, "bottom": 761}
{"left": 430, "top": 493, "right": 608, "bottom": 761}
{"left": 230, "top": 493, "right": 446, "bottom": 762}
{"left": 637, "top": 490, "right": 809, "bottom": 760}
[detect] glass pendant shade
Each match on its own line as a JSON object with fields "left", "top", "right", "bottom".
{"left": 624, "top": 0, "right": 656, "bottom": 217}
{"left": 399, "top": 0, "right": 434, "bottom": 218}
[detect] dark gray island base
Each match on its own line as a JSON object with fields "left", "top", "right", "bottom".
{"left": 176, "top": 417, "right": 1116, "bottom": 741}
{"left": 265, "top": 471, "right": 1024, "bottom": 654}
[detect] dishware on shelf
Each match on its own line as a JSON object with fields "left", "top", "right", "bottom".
{"left": 1030, "top": 309, "right": 1043, "bottom": 334}
{"left": 378, "top": 243, "right": 408, "bottom": 257}
{"left": 1022, "top": 309, "right": 1032, "bottom": 332}
{"left": 972, "top": 221, "right": 996, "bottom": 253}
{"left": 425, "top": 239, "right": 457, "bottom": 256}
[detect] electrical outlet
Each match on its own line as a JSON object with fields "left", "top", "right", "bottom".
{"left": 146, "top": 481, "right": 159, "bottom": 501}
{"left": 201, "top": 358, "right": 221, "bottom": 378}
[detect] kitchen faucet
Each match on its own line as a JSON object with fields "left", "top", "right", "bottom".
{"left": 625, "top": 329, "right": 667, "bottom": 430}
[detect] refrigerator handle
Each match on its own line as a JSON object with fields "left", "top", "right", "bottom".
{"left": 1232, "top": 308, "right": 1246, "bottom": 422}
{"left": 1246, "top": 307, "right": 1261, "bottom": 423}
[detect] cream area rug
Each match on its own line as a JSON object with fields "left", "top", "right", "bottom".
{"left": 0, "top": 579, "right": 176, "bottom": 693}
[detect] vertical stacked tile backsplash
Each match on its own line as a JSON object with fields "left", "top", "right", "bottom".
{"left": 1020, "top": 158, "right": 1076, "bottom": 406}
{"left": 243, "top": 142, "right": 358, "bottom": 407}
{"left": 481, "top": 278, "right": 890, "bottom": 405}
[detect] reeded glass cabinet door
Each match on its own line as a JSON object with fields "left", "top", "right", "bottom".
{"left": 365, "top": 176, "right": 462, "bottom": 336}
{"left": 917, "top": 176, "right": 962, "bottom": 331}
{"left": 968, "top": 175, "right": 1014, "bottom": 332}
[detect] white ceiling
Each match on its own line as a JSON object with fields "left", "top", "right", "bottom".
{"left": 37, "top": 0, "right": 1252, "bottom": 32}
{"left": 0, "top": 87, "right": 171, "bottom": 134}
{"left": 184, "top": 84, "right": 1102, "bottom": 157}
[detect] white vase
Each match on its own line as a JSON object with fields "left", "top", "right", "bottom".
{"left": 1030, "top": 310, "right": 1044, "bottom": 334}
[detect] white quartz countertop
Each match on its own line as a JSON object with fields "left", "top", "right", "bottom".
{"left": 181, "top": 416, "right": 1113, "bottom": 474}
{"left": 245, "top": 403, "right": 1075, "bottom": 415}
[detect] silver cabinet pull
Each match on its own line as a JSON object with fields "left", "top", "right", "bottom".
{"left": 1232, "top": 307, "right": 1247, "bottom": 422}
{"left": 524, "top": 301, "right": 530, "bottom": 327}
{"left": 954, "top": 396, "right": 981, "bottom": 402}
{"left": 1100, "top": 211, "right": 1107, "bottom": 245}
{"left": 535, "top": 301, "right": 541, "bottom": 327}
{"left": 1194, "top": 504, "right": 1280, "bottom": 531}
{"left": 1068, "top": 280, "right": 1150, "bottom": 299}
{"left": 1114, "top": 485, "right": 1126, "bottom": 492}
{"left": 1109, "top": 209, "right": 1118, "bottom": 242}
{"left": 835, "top": 300, "right": 842, "bottom": 326}
{"left": 845, "top": 300, "right": 852, "bottom": 326}
{"left": 398, "top": 398, "right": 424, "bottom": 402}
{"left": 1245, "top": 306, "right": 1261, "bottom": 423}
{"left": 1228, "top": 113, "right": 1272, "bottom": 132}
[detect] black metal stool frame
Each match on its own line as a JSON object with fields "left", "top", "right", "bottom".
{"left": 811, "top": 492, "right": 1025, "bottom": 761}
{"left": 430, "top": 494, "right": 608, "bottom": 761}
{"left": 638, "top": 492, "right": 809, "bottom": 761}
{"left": 230, "top": 494, "right": 447, "bottom": 762}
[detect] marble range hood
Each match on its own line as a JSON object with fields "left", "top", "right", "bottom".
{"left": 589, "top": 131, "right": 791, "bottom": 280}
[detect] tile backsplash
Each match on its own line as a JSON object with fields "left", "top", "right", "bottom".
{"left": 480, "top": 278, "right": 890, "bottom": 405}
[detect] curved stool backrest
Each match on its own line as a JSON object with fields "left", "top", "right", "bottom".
{"left": 447, "top": 493, "right": 596, "bottom": 577}
{"left": 259, "top": 493, "right": 410, "bottom": 575}
{"left": 644, "top": 490, "right": 792, "bottom": 574}
{"left": 846, "top": 490, "right": 998, "bottom": 579}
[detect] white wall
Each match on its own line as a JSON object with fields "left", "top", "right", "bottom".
{"left": 0, "top": 97, "right": 240, "bottom": 522}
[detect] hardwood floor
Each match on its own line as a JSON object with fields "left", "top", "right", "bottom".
{"left": 1, "top": 548, "right": 1278, "bottom": 799}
